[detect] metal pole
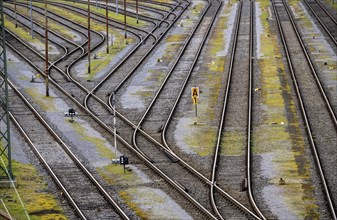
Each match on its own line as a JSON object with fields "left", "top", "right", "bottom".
{"left": 136, "top": 0, "right": 138, "bottom": 24}
{"left": 45, "top": 0, "right": 49, "bottom": 96}
{"left": 113, "top": 93, "right": 117, "bottom": 160}
{"left": 30, "top": 0, "right": 33, "bottom": 38}
{"left": 88, "top": 0, "right": 91, "bottom": 74}
{"left": 14, "top": 0, "right": 17, "bottom": 28}
{"left": 124, "top": 0, "right": 127, "bottom": 39}
{"left": 116, "top": 0, "right": 118, "bottom": 15}
{"left": 96, "top": 0, "right": 98, "bottom": 9}
{"left": 0, "top": 0, "right": 13, "bottom": 180}
{"left": 195, "top": 103, "right": 197, "bottom": 117}
{"left": 106, "top": 0, "right": 109, "bottom": 53}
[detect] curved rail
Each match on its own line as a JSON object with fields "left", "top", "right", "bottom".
{"left": 247, "top": 1, "right": 266, "bottom": 218}
{"left": 1, "top": 74, "right": 129, "bottom": 220}
{"left": 4, "top": 2, "right": 221, "bottom": 219}
{"left": 84, "top": 1, "right": 186, "bottom": 108}
{"left": 130, "top": 0, "right": 213, "bottom": 159}
{"left": 210, "top": 1, "right": 243, "bottom": 217}
{"left": 6, "top": 0, "right": 260, "bottom": 217}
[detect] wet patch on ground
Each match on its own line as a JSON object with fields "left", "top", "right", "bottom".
{"left": 120, "top": 187, "right": 193, "bottom": 220}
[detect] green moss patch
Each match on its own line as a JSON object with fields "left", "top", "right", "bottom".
{"left": 119, "top": 189, "right": 149, "bottom": 219}
{"left": 184, "top": 123, "right": 217, "bottom": 156}
{"left": 221, "top": 130, "right": 245, "bottom": 155}
{"left": 26, "top": 88, "right": 57, "bottom": 112}
{"left": 5, "top": 4, "right": 75, "bottom": 40}
{"left": 0, "top": 160, "right": 66, "bottom": 220}
{"left": 84, "top": 33, "right": 127, "bottom": 79}
{"left": 47, "top": 0, "right": 146, "bottom": 27}
{"left": 4, "top": 15, "right": 42, "bottom": 46}
{"left": 68, "top": 121, "right": 115, "bottom": 159}
{"left": 97, "top": 164, "right": 145, "bottom": 185}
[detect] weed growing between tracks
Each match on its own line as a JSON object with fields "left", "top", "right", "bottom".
{"left": 290, "top": 0, "right": 337, "bottom": 91}
{"left": 68, "top": 121, "right": 116, "bottom": 159}
{"left": 4, "top": 16, "right": 44, "bottom": 47}
{"left": 5, "top": 3, "right": 76, "bottom": 40}
{"left": 253, "top": 0, "right": 319, "bottom": 218}
{"left": 86, "top": 31, "right": 132, "bottom": 80}
{"left": 47, "top": 0, "right": 146, "bottom": 27}
{"left": 0, "top": 157, "right": 66, "bottom": 220}
{"left": 26, "top": 88, "right": 57, "bottom": 112}
{"left": 176, "top": 1, "right": 235, "bottom": 156}
{"left": 5, "top": 17, "right": 59, "bottom": 55}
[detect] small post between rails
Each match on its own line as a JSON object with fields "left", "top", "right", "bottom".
{"left": 191, "top": 86, "right": 199, "bottom": 122}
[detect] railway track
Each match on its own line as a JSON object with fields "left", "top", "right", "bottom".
{"left": 75, "top": 0, "right": 261, "bottom": 217}
{"left": 102, "top": 0, "right": 261, "bottom": 218}
{"left": 210, "top": 0, "right": 266, "bottom": 219}
{"left": 3, "top": 0, "right": 336, "bottom": 218}
{"left": 3, "top": 0, "right": 261, "bottom": 218}
{"left": 1, "top": 72, "right": 130, "bottom": 219}
{"left": 272, "top": 0, "right": 337, "bottom": 218}
{"left": 3, "top": 1, "right": 225, "bottom": 219}
{"left": 303, "top": 0, "right": 337, "bottom": 46}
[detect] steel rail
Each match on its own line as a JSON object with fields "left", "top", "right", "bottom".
{"left": 247, "top": 1, "right": 266, "bottom": 219}
{"left": 85, "top": 0, "right": 175, "bottom": 26}
{"left": 6, "top": 1, "right": 106, "bottom": 74}
{"left": 85, "top": 1, "right": 185, "bottom": 108}
{"left": 77, "top": 0, "right": 173, "bottom": 24}
{"left": 10, "top": 0, "right": 145, "bottom": 90}
{"left": 207, "top": 1, "right": 264, "bottom": 219}
{"left": 272, "top": 0, "right": 336, "bottom": 218}
{"left": 5, "top": 1, "right": 219, "bottom": 218}
{"left": 3, "top": 6, "right": 83, "bottom": 81}
{"left": 43, "top": 0, "right": 158, "bottom": 40}
{"left": 130, "top": 0, "right": 213, "bottom": 159}
{"left": 314, "top": 0, "right": 337, "bottom": 24}
{"left": 129, "top": 0, "right": 176, "bottom": 10}
{"left": 303, "top": 0, "right": 337, "bottom": 46}
{"left": 5, "top": 35, "right": 218, "bottom": 220}
{"left": 282, "top": 0, "right": 337, "bottom": 127}
{"left": 210, "top": 2, "right": 243, "bottom": 219}
{"left": 8, "top": 111, "right": 87, "bottom": 220}
{"left": 4, "top": 5, "right": 258, "bottom": 217}
{"left": 156, "top": 0, "right": 262, "bottom": 217}
{"left": 6, "top": 1, "right": 258, "bottom": 217}
{"left": 0, "top": 77, "right": 129, "bottom": 219}
{"left": 15, "top": 1, "right": 148, "bottom": 45}
{"left": 127, "top": 0, "right": 261, "bottom": 217}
